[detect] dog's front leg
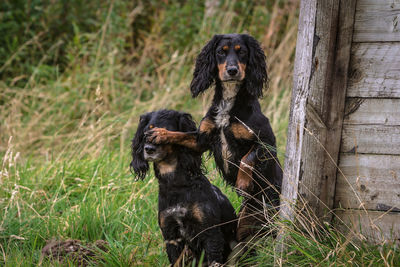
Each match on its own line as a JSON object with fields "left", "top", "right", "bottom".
{"left": 165, "top": 240, "right": 186, "bottom": 266}
{"left": 146, "top": 128, "right": 201, "bottom": 152}
{"left": 204, "top": 230, "right": 225, "bottom": 266}
{"left": 236, "top": 146, "right": 256, "bottom": 193}
{"left": 161, "top": 225, "right": 186, "bottom": 266}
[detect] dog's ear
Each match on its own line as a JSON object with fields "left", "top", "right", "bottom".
{"left": 190, "top": 35, "right": 222, "bottom": 98}
{"left": 130, "top": 113, "right": 150, "bottom": 179}
{"left": 179, "top": 112, "right": 197, "bottom": 132}
{"left": 243, "top": 34, "right": 268, "bottom": 98}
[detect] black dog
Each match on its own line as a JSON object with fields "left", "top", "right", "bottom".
{"left": 147, "top": 34, "right": 282, "bottom": 242}
{"left": 130, "top": 109, "right": 237, "bottom": 266}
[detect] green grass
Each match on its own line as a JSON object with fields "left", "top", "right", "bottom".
{"left": 1, "top": 0, "right": 399, "bottom": 266}
{"left": 1, "top": 149, "right": 241, "bottom": 266}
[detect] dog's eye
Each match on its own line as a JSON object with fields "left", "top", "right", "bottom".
{"left": 239, "top": 49, "right": 247, "bottom": 55}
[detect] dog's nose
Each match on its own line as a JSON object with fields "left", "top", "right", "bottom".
{"left": 227, "top": 66, "right": 238, "bottom": 76}
{"left": 144, "top": 144, "right": 156, "bottom": 154}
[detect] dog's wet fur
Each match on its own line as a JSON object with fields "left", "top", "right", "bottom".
{"left": 131, "top": 109, "right": 237, "bottom": 266}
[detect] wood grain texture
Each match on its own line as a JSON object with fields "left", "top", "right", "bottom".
{"left": 347, "top": 43, "right": 400, "bottom": 98}
{"left": 281, "top": 0, "right": 356, "bottom": 221}
{"left": 319, "top": 0, "right": 357, "bottom": 218}
{"left": 353, "top": 0, "right": 400, "bottom": 42}
{"left": 336, "top": 209, "right": 400, "bottom": 243}
{"left": 335, "top": 154, "right": 400, "bottom": 211}
{"left": 341, "top": 124, "right": 400, "bottom": 155}
{"left": 280, "top": 0, "right": 318, "bottom": 221}
{"left": 343, "top": 98, "right": 400, "bottom": 125}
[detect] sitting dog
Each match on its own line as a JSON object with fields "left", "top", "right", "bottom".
{"left": 147, "top": 34, "right": 283, "bottom": 242}
{"left": 130, "top": 109, "right": 237, "bottom": 266}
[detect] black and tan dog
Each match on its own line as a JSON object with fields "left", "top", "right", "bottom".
{"left": 130, "top": 109, "right": 237, "bottom": 266}
{"left": 147, "top": 34, "right": 282, "bottom": 242}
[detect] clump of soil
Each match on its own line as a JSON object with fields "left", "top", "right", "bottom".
{"left": 41, "top": 239, "right": 108, "bottom": 266}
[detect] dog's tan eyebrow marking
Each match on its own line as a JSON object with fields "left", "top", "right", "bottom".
{"left": 149, "top": 125, "right": 154, "bottom": 129}
{"left": 234, "top": 45, "right": 241, "bottom": 50}
{"left": 223, "top": 45, "right": 229, "bottom": 51}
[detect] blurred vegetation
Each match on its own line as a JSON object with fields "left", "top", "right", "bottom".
{"left": 0, "top": 0, "right": 295, "bottom": 84}
{"left": 2, "top": 0, "right": 397, "bottom": 266}
{"left": 0, "top": 0, "right": 298, "bottom": 160}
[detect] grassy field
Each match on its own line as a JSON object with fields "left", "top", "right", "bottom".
{"left": 0, "top": 0, "right": 399, "bottom": 266}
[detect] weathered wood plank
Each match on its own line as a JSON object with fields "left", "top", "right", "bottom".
{"left": 353, "top": 0, "right": 400, "bottom": 42}
{"left": 335, "top": 154, "right": 400, "bottom": 211}
{"left": 341, "top": 124, "right": 400, "bottom": 155}
{"left": 280, "top": 0, "right": 318, "bottom": 221}
{"left": 344, "top": 98, "right": 400, "bottom": 126}
{"left": 281, "top": 0, "right": 356, "bottom": 221}
{"left": 347, "top": 43, "right": 400, "bottom": 98}
{"left": 318, "top": 0, "right": 358, "bottom": 218}
{"left": 335, "top": 209, "right": 400, "bottom": 243}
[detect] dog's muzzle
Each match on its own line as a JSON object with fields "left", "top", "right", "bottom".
{"left": 144, "top": 143, "right": 161, "bottom": 161}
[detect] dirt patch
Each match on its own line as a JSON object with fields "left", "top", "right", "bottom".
{"left": 41, "top": 239, "right": 108, "bottom": 266}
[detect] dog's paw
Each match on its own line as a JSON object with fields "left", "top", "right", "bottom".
{"left": 146, "top": 128, "right": 170, "bottom": 144}
{"left": 208, "top": 261, "right": 223, "bottom": 267}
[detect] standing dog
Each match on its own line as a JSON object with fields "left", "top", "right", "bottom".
{"left": 147, "top": 34, "right": 282, "bottom": 242}
{"left": 130, "top": 109, "right": 237, "bottom": 266}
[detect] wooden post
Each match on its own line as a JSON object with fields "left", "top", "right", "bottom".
{"left": 280, "top": 0, "right": 357, "bottom": 222}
